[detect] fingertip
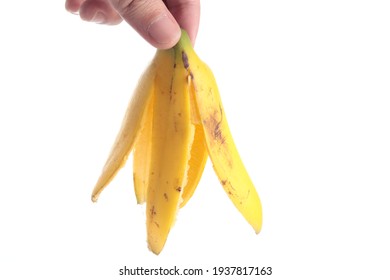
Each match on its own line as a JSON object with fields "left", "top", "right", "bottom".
{"left": 164, "top": 0, "right": 200, "bottom": 47}
{"left": 147, "top": 14, "right": 181, "bottom": 49}
{"left": 66, "top": 0, "right": 84, "bottom": 14}
{"left": 186, "top": 26, "right": 198, "bottom": 47}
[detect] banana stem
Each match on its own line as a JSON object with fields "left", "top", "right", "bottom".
{"left": 174, "top": 29, "right": 195, "bottom": 65}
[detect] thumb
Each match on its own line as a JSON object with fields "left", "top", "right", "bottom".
{"left": 109, "top": 0, "right": 181, "bottom": 49}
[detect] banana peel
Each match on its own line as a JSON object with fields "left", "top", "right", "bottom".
{"left": 91, "top": 30, "right": 262, "bottom": 255}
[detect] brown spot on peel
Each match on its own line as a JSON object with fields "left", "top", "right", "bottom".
{"left": 214, "top": 121, "right": 225, "bottom": 144}
{"left": 204, "top": 105, "right": 226, "bottom": 145}
{"left": 182, "top": 51, "right": 194, "bottom": 81}
{"left": 150, "top": 206, "right": 156, "bottom": 216}
{"left": 176, "top": 187, "right": 182, "bottom": 192}
{"left": 182, "top": 51, "right": 189, "bottom": 69}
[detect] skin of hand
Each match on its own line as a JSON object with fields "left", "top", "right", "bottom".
{"left": 65, "top": 0, "right": 200, "bottom": 49}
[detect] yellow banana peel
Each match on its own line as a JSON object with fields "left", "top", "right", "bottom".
{"left": 91, "top": 30, "right": 262, "bottom": 255}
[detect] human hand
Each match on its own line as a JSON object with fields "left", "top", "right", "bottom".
{"left": 65, "top": 0, "right": 200, "bottom": 49}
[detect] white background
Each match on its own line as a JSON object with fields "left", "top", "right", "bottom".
{"left": 1, "top": 1, "right": 390, "bottom": 279}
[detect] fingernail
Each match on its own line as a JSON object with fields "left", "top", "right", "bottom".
{"left": 148, "top": 15, "right": 180, "bottom": 45}
{"left": 91, "top": 11, "right": 106, "bottom": 24}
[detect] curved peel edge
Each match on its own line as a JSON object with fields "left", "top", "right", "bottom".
{"left": 180, "top": 42, "right": 263, "bottom": 233}
{"left": 91, "top": 61, "right": 157, "bottom": 202}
